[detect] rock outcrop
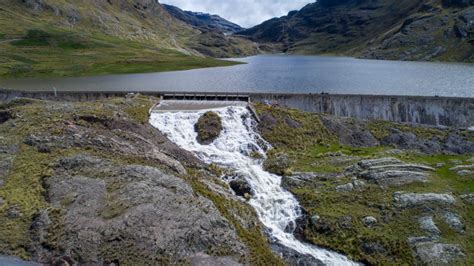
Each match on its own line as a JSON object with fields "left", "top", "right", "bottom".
{"left": 195, "top": 111, "right": 223, "bottom": 145}
{"left": 28, "top": 154, "right": 247, "bottom": 264}
{"left": 347, "top": 158, "right": 434, "bottom": 187}
{"left": 393, "top": 192, "right": 456, "bottom": 208}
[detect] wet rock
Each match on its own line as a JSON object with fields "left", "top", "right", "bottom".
{"left": 393, "top": 192, "right": 456, "bottom": 208}
{"left": 271, "top": 243, "right": 324, "bottom": 266}
{"left": 263, "top": 152, "right": 291, "bottom": 175}
{"left": 418, "top": 216, "right": 441, "bottom": 236}
{"left": 195, "top": 111, "right": 223, "bottom": 145}
{"left": 412, "top": 242, "right": 465, "bottom": 264}
{"left": 229, "top": 175, "right": 253, "bottom": 197}
{"left": 189, "top": 253, "right": 242, "bottom": 266}
{"left": 460, "top": 193, "right": 474, "bottom": 204}
{"left": 443, "top": 212, "right": 465, "bottom": 233}
{"left": 362, "top": 216, "right": 377, "bottom": 227}
{"left": 336, "top": 183, "right": 354, "bottom": 192}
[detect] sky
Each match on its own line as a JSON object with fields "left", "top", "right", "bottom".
{"left": 161, "top": 0, "right": 314, "bottom": 28}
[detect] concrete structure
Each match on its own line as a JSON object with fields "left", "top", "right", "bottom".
{"left": 1, "top": 89, "right": 473, "bottom": 128}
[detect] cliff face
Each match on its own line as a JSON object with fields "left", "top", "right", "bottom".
{"left": 238, "top": 0, "right": 474, "bottom": 62}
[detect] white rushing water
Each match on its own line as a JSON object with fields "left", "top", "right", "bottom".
{"left": 150, "top": 106, "right": 356, "bottom": 265}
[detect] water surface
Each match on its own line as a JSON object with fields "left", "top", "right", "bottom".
{"left": 1, "top": 55, "right": 473, "bottom": 97}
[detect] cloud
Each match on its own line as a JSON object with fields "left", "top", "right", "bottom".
{"left": 160, "top": 0, "right": 314, "bottom": 28}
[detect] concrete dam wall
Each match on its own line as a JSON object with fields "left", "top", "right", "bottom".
{"left": 251, "top": 94, "right": 474, "bottom": 128}
{"left": 1, "top": 89, "right": 473, "bottom": 128}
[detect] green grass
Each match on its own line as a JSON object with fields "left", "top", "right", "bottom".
{"left": 0, "top": 28, "right": 241, "bottom": 78}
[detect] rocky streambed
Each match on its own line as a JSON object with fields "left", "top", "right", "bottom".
{"left": 0, "top": 96, "right": 472, "bottom": 265}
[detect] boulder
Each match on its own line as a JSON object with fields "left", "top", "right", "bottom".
{"left": 263, "top": 152, "right": 291, "bottom": 175}
{"left": 457, "top": 170, "right": 473, "bottom": 176}
{"left": 362, "top": 216, "right": 378, "bottom": 227}
{"left": 321, "top": 116, "right": 379, "bottom": 147}
{"left": 271, "top": 243, "right": 324, "bottom": 266}
{"left": 336, "top": 183, "right": 354, "bottom": 192}
{"left": 229, "top": 175, "right": 253, "bottom": 197}
{"left": 460, "top": 193, "right": 474, "bottom": 204}
{"left": 443, "top": 212, "right": 465, "bottom": 233}
{"left": 413, "top": 242, "right": 465, "bottom": 264}
{"left": 393, "top": 192, "right": 456, "bottom": 208}
{"left": 361, "top": 242, "right": 387, "bottom": 255}
{"left": 195, "top": 111, "right": 223, "bottom": 145}
{"left": 381, "top": 129, "right": 442, "bottom": 154}
{"left": 418, "top": 216, "right": 441, "bottom": 236}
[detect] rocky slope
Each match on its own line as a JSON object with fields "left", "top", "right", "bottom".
{"left": 255, "top": 103, "right": 474, "bottom": 265}
{"left": 0, "top": 96, "right": 282, "bottom": 265}
{"left": 0, "top": 95, "right": 473, "bottom": 264}
{"left": 163, "top": 4, "right": 244, "bottom": 34}
{"left": 238, "top": 0, "right": 474, "bottom": 62}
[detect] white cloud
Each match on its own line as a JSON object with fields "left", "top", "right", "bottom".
{"left": 161, "top": 0, "right": 314, "bottom": 28}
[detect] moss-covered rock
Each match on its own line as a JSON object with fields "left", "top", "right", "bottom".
{"left": 195, "top": 111, "right": 223, "bottom": 145}
{"left": 263, "top": 152, "right": 292, "bottom": 176}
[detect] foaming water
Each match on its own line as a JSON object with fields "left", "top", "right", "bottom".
{"left": 150, "top": 106, "right": 357, "bottom": 265}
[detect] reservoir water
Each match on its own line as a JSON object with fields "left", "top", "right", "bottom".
{"left": 1, "top": 55, "right": 473, "bottom": 97}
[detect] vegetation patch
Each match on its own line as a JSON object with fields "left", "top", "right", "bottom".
{"left": 195, "top": 111, "right": 223, "bottom": 145}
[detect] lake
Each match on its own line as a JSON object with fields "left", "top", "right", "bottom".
{"left": 1, "top": 55, "right": 473, "bottom": 97}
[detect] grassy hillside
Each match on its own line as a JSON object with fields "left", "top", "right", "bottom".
{"left": 0, "top": 0, "right": 243, "bottom": 78}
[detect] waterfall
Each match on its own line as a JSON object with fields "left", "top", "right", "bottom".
{"left": 150, "top": 105, "right": 357, "bottom": 265}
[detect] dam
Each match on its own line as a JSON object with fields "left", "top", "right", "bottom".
{"left": 1, "top": 89, "right": 473, "bottom": 128}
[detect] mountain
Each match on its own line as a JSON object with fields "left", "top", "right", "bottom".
{"left": 238, "top": 0, "right": 474, "bottom": 62}
{"left": 163, "top": 4, "right": 244, "bottom": 34}
{"left": 0, "top": 0, "right": 257, "bottom": 78}
{"left": 162, "top": 4, "right": 258, "bottom": 58}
